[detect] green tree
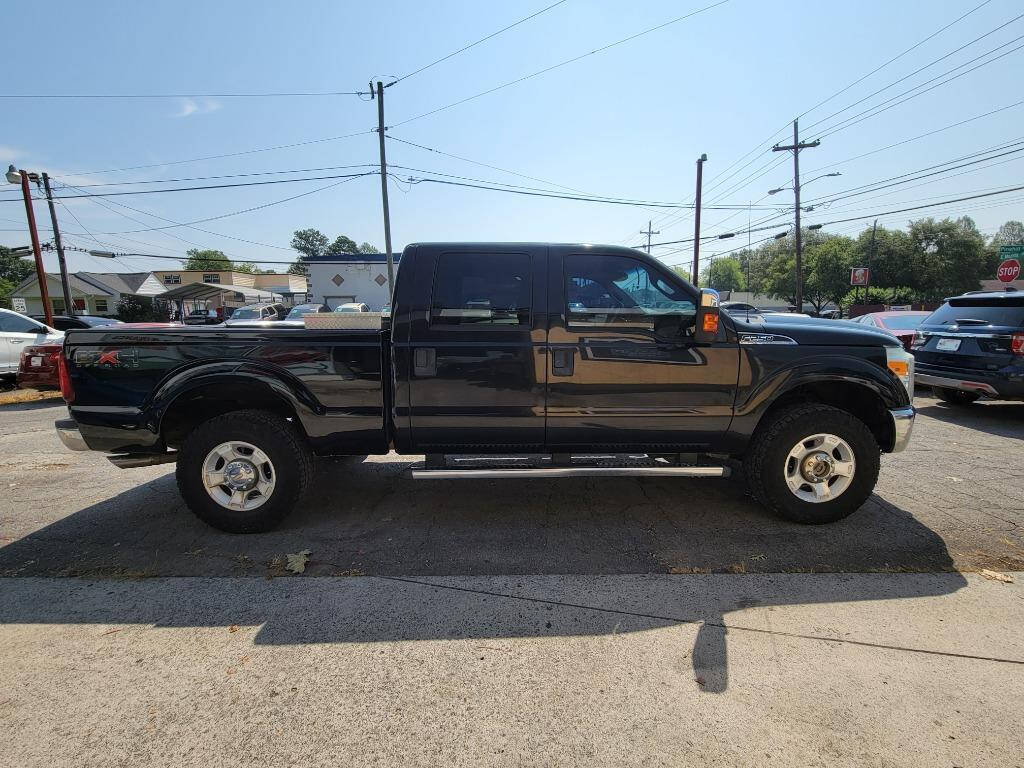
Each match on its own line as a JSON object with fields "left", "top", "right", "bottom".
{"left": 701, "top": 256, "right": 745, "bottom": 291}
{"left": 184, "top": 248, "right": 231, "bottom": 271}
{"left": 357, "top": 242, "right": 380, "bottom": 254}
{"left": 289, "top": 228, "right": 330, "bottom": 275}
{"left": 991, "top": 220, "right": 1024, "bottom": 246}
{"left": 803, "top": 235, "right": 856, "bottom": 312}
{"left": 0, "top": 277, "right": 14, "bottom": 306}
{"left": 328, "top": 235, "right": 359, "bottom": 255}
{"left": 0, "top": 245, "right": 34, "bottom": 285}
{"left": 907, "top": 217, "right": 987, "bottom": 302}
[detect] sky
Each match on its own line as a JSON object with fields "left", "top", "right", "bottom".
{"left": 2, "top": 0, "right": 1023, "bottom": 277}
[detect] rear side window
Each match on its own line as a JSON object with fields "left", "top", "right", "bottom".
{"left": 431, "top": 252, "right": 531, "bottom": 326}
{"left": 924, "top": 298, "right": 1024, "bottom": 328}
{"left": 0, "top": 312, "right": 44, "bottom": 333}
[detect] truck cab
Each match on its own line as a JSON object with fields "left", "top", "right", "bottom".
{"left": 55, "top": 243, "right": 916, "bottom": 533}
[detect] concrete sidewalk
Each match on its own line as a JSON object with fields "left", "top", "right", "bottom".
{"left": 2, "top": 573, "right": 1021, "bottom": 767}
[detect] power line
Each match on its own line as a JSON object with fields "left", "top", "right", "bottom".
{"left": 386, "top": 0, "right": 570, "bottom": 87}
{"left": 0, "top": 90, "right": 364, "bottom": 99}
{"left": 389, "top": 0, "right": 729, "bottom": 127}
{"left": 802, "top": 10, "right": 1023, "bottom": 134}
{"left": 37, "top": 171, "right": 378, "bottom": 199}
{"left": 70, "top": 130, "right": 374, "bottom": 176}
{"left": 50, "top": 164, "right": 380, "bottom": 188}
{"left": 795, "top": 0, "right": 994, "bottom": 121}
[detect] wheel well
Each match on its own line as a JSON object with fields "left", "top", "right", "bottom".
{"left": 759, "top": 381, "right": 893, "bottom": 450}
{"left": 160, "top": 381, "right": 304, "bottom": 449}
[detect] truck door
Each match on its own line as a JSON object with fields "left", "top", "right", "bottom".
{"left": 406, "top": 246, "right": 548, "bottom": 450}
{"left": 545, "top": 250, "right": 738, "bottom": 450}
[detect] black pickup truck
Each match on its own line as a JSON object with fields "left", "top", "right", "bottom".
{"left": 54, "top": 243, "right": 915, "bottom": 532}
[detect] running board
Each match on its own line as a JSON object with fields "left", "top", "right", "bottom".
{"left": 412, "top": 465, "right": 729, "bottom": 480}
{"left": 108, "top": 452, "right": 177, "bottom": 469}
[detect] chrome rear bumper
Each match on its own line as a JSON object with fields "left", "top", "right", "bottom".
{"left": 888, "top": 407, "right": 915, "bottom": 453}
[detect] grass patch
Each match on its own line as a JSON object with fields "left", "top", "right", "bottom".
{"left": 0, "top": 388, "right": 63, "bottom": 407}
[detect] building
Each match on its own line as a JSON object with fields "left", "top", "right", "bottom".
{"left": 152, "top": 270, "right": 308, "bottom": 308}
{"left": 305, "top": 253, "right": 399, "bottom": 311}
{"left": 10, "top": 271, "right": 166, "bottom": 316}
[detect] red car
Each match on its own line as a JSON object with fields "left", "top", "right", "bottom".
{"left": 851, "top": 311, "right": 931, "bottom": 350}
{"left": 17, "top": 343, "right": 62, "bottom": 390}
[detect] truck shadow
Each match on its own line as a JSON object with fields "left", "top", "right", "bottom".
{"left": 0, "top": 457, "right": 971, "bottom": 693}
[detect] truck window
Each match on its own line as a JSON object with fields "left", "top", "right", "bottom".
{"left": 565, "top": 254, "right": 695, "bottom": 339}
{"left": 431, "top": 252, "right": 531, "bottom": 326}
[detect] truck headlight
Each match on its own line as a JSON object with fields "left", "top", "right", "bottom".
{"left": 886, "top": 346, "right": 915, "bottom": 397}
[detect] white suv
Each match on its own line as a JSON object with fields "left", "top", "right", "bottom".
{"left": 0, "top": 308, "right": 63, "bottom": 377}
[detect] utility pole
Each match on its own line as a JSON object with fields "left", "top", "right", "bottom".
{"left": 641, "top": 220, "right": 660, "bottom": 254}
{"left": 42, "top": 173, "right": 74, "bottom": 315}
{"left": 373, "top": 81, "right": 395, "bottom": 297}
{"left": 867, "top": 218, "right": 877, "bottom": 306}
{"left": 691, "top": 153, "right": 707, "bottom": 285}
{"left": 747, "top": 201, "right": 751, "bottom": 296}
{"left": 772, "top": 120, "right": 819, "bottom": 313}
{"left": 17, "top": 171, "right": 52, "bottom": 326}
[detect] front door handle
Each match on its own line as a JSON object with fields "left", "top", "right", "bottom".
{"left": 551, "top": 347, "right": 575, "bottom": 376}
{"left": 413, "top": 347, "right": 436, "bottom": 377}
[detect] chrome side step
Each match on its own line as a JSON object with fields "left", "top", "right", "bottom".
{"left": 412, "top": 465, "right": 729, "bottom": 480}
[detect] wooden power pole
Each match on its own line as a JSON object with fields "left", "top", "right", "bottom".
{"left": 374, "top": 81, "right": 395, "bottom": 297}
{"left": 691, "top": 154, "right": 707, "bottom": 285}
{"left": 772, "top": 120, "right": 819, "bottom": 312}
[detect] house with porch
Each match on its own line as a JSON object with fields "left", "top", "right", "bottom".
{"left": 10, "top": 271, "right": 166, "bottom": 316}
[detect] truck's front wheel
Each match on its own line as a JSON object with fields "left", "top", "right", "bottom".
{"left": 176, "top": 410, "right": 313, "bottom": 533}
{"left": 744, "top": 403, "right": 880, "bottom": 524}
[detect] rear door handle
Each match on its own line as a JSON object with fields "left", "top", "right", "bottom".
{"left": 413, "top": 347, "right": 436, "bottom": 377}
{"left": 551, "top": 347, "right": 575, "bottom": 376}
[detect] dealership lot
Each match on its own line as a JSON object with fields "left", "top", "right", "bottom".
{"left": 1, "top": 395, "right": 1023, "bottom": 766}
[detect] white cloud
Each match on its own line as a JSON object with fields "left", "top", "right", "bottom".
{"left": 0, "top": 145, "right": 25, "bottom": 164}
{"left": 174, "top": 97, "right": 222, "bottom": 118}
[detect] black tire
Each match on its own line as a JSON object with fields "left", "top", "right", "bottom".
{"left": 932, "top": 386, "right": 980, "bottom": 405}
{"left": 176, "top": 409, "right": 313, "bottom": 533}
{"left": 744, "top": 403, "right": 880, "bottom": 525}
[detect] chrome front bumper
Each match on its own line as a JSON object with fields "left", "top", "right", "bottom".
{"left": 888, "top": 407, "right": 915, "bottom": 453}
{"left": 55, "top": 419, "right": 89, "bottom": 451}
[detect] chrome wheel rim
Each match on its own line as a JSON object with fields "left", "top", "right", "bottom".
{"left": 202, "top": 441, "right": 276, "bottom": 511}
{"left": 783, "top": 433, "right": 855, "bottom": 504}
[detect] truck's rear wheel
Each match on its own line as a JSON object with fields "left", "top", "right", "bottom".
{"left": 744, "top": 403, "right": 879, "bottom": 524}
{"left": 176, "top": 409, "right": 312, "bottom": 533}
{"left": 932, "top": 386, "right": 979, "bottom": 405}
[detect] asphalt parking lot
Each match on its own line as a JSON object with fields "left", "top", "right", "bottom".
{"left": 1, "top": 394, "right": 1023, "bottom": 766}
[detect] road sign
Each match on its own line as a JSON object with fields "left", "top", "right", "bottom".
{"left": 11, "top": 297, "right": 26, "bottom": 312}
{"left": 850, "top": 267, "right": 869, "bottom": 286}
{"left": 999, "top": 244, "right": 1024, "bottom": 258}
{"left": 996, "top": 258, "right": 1021, "bottom": 283}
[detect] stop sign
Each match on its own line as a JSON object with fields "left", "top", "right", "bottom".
{"left": 997, "top": 258, "right": 1021, "bottom": 282}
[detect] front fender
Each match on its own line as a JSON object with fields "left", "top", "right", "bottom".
{"left": 727, "top": 348, "right": 909, "bottom": 448}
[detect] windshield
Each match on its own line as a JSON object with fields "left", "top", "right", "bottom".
{"left": 231, "top": 308, "right": 262, "bottom": 319}
{"left": 923, "top": 297, "right": 1024, "bottom": 328}
{"left": 878, "top": 314, "right": 928, "bottom": 330}
{"left": 286, "top": 305, "right": 321, "bottom": 319}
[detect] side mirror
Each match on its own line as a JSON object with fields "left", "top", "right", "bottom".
{"left": 694, "top": 289, "right": 720, "bottom": 343}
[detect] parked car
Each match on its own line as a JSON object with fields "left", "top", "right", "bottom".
{"left": 17, "top": 343, "right": 62, "bottom": 390}
{"left": 32, "top": 314, "right": 123, "bottom": 331}
{"left": 720, "top": 301, "right": 761, "bottom": 314}
{"left": 55, "top": 242, "right": 914, "bottom": 533}
{"left": 851, "top": 311, "right": 931, "bottom": 350}
{"left": 184, "top": 309, "right": 222, "bottom": 326}
{"left": 284, "top": 303, "right": 330, "bottom": 321}
{"left": 224, "top": 303, "right": 287, "bottom": 326}
{"left": 912, "top": 290, "right": 1024, "bottom": 404}
{"left": 334, "top": 302, "right": 370, "bottom": 313}
{"left": 0, "top": 308, "right": 62, "bottom": 383}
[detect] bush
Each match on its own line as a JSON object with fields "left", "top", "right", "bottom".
{"left": 117, "top": 295, "right": 167, "bottom": 322}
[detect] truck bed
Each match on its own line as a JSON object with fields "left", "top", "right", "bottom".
{"left": 63, "top": 324, "right": 389, "bottom": 455}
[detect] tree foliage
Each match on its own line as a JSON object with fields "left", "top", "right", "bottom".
{"left": 0, "top": 245, "right": 34, "bottom": 285}
{"left": 701, "top": 256, "right": 745, "bottom": 291}
{"left": 288, "top": 228, "right": 380, "bottom": 274}
{"left": 184, "top": 248, "right": 231, "bottom": 271}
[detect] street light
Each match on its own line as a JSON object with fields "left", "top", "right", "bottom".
{"left": 768, "top": 172, "right": 841, "bottom": 195}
